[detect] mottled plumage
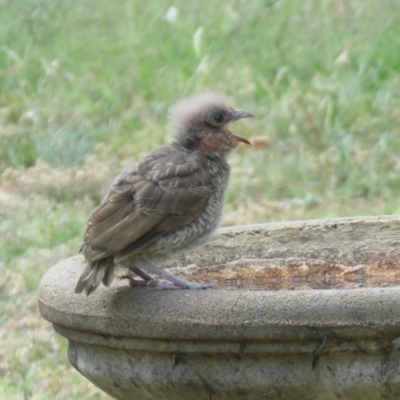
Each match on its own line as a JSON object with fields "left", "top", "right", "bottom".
{"left": 75, "top": 93, "right": 253, "bottom": 294}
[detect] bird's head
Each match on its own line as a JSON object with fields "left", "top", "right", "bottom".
{"left": 170, "top": 93, "right": 253, "bottom": 155}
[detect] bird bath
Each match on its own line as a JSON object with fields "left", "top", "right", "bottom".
{"left": 38, "top": 216, "right": 400, "bottom": 400}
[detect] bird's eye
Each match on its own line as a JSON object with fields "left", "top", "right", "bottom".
{"left": 213, "top": 113, "right": 224, "bottom": 124}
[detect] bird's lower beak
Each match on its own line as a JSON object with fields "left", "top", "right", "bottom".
{"left": 230, "top": 132, "right": 253, "bottom": 145}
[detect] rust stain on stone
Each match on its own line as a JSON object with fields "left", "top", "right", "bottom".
{"left": 168, "top": 257, "right": 400, "bottom": 291}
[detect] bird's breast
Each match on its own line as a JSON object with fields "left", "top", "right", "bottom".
{"left": 144, "top": 185, "right": 226, "bottom": 259}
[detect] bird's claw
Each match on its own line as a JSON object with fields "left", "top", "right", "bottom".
{"left": 149, "top": 279, "right": 218, "bottom": 290}
{"left": 184, "top": 282, "right": 219, "bottom": 290}
{"left": 147, "top": 280, "right": 184, "bottom": 290}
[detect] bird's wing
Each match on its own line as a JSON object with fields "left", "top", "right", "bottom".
{"left": 82, "top": 146, "right": 215, "bottom": 263}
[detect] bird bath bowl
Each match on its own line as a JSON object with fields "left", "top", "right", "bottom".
{"left": 38, "top": 216, "right": 400, "bottom": 400}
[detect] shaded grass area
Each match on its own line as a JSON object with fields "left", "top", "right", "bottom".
{"left": 1, "top": 0, "right": 400, "bottom": 398}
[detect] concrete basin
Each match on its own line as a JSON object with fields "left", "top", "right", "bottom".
{"left": 38, "top": 216, "right": 400, "bottom": 400}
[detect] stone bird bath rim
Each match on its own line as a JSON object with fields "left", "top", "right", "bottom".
{"left": 38, "top": 216, "right": 400, "bottom": 400}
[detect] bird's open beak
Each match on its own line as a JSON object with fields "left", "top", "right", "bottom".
{"left": 229, "top": 109, "right": 254, "bottom": 145}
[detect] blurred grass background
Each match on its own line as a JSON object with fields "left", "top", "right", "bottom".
{"left": 1, "top": 0, "right": 400, "bottom": 398}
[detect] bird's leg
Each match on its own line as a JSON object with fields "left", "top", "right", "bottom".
{"left": 120, "top": 276, "right": 148, "bottom": 287}
{"left": 119, "top": 269, "right": 148, "bottom": 287}
{"left": 120, "top": 266, "right": 156, "bottom": 287}
{"left": 135, "top": 259, "right": 217, "bottom": 290}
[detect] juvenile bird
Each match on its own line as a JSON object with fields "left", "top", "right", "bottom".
{"left": 75, "top": 93, "right": 253, "bottom": 294}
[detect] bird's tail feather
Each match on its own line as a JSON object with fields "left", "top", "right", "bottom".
{"left": 74, "top": 258, "right": 115, "bottom": 295}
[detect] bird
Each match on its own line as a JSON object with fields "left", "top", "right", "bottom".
{"left": 75, "top": 93, "right": 253, "bottom": 294}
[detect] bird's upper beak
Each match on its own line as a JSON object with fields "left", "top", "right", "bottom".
{"left": 229, "top": 109, "right": 254, "bottom": 122}
{"left": 228, "top": 109, "right": 254, "bottom": 145}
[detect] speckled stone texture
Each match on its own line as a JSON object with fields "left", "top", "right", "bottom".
{"left": 38, "top": 216, "right": 400, "bottom": 400}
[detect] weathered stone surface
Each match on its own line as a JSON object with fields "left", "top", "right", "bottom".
{"left": 38, "top": 216, "right": 400, "bottom": 400}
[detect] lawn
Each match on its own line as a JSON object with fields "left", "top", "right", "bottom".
{"left": 1, "top": 0, "right": 400, "bottom": 398}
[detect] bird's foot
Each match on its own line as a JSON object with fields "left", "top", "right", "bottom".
{"left": 147, "top": 279, "right": 218, "bottom": 290}
{"left": 146, "top": 279, "right": 184, "bottom": 290}
{"left": 135, "top": 260, "right": 218, "bottom": 290}
{"left": 124, "top": 261, "right": 217, "bottom": 290}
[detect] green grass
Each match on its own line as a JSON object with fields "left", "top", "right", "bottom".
{"left": 1, "top": 0, "right": 400, "bottom": 398}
